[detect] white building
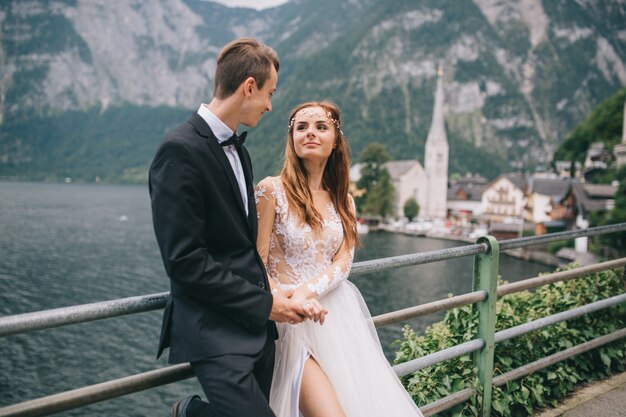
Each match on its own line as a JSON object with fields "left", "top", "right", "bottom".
{"left": 386, "top": 160, "right": 428, "bottom": 217}
{"left": 351, "top": 68, "right": 449, "bottom": 219}
{"left": 447, "top": 174, "right": 487, "bottom": 219}
{"left": 481, "top": 173, "right": 527, "bottom": 221}
{"left": 525, "top": 177, "right": 572, "bottom": 224}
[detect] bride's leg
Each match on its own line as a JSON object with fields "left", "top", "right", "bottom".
{"left": 299, "top": 357, "right": 347, "bottom": 417}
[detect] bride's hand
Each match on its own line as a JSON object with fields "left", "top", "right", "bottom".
{"left": 292, "top": 288, "right": 327, "bottom": 325}
{"left": 302, "top": 298, "right": 328, "bottom": 325}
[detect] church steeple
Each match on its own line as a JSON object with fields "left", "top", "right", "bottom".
{"left": 423, "top": 65, "right": 449, "bottom": 219}
{"left": 425, "top": 66, "right": 448, "bottom": 147}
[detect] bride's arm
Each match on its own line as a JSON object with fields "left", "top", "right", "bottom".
{"left": 256, "top": 178, "right": 311, "bottom": 323}
{"left": 255, "top": 177, "right": 279, "bottom": 289}
{"left": 294, "top": 196, "right": 356, "bottom": 300}
{"left": 295, "top": 239, "right": 354, "bottom": 300}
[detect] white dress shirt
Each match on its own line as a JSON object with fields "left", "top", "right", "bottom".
{"left": 197, "top": 104, "right": 248, "bottom": 215}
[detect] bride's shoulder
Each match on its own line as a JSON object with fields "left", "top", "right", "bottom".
{"left": 256, "top": 176, "right": 282, "bottom": 190}
{"left": 347, "top": 193, "right": 356, "bottom": 211}
{"left": 255, "top": 176, "right": 282, "bottom": 201}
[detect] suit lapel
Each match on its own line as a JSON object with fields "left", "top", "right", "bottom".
{"left": 239, "top": 146, "right": 257, "bottom": 236}
{"left": 188, "top": 114, "right": 248, "bottom": 222}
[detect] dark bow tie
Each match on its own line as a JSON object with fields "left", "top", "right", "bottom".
{"left": 221, "top": 131, "right": 247, "bottom": 148}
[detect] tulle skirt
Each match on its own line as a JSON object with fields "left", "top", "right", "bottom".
{"left": 269, "top": 281, "right": 423, "bottom": 417}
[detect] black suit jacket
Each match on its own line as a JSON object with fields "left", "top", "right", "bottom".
{"left": 149, "top": 113, "right": 276, "bottom": 364}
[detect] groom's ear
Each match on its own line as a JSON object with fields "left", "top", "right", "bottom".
{"left": 242, "top": 77, "right": 257, "bottom": 96}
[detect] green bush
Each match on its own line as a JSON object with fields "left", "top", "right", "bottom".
{"left": 404, "top": 198, "right": 420, "bottom": 220}
{"left": 393, "top": 266, "right": 626, "bottom": 416}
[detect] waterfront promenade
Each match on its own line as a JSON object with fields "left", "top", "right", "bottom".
{"left": 383, "top": 224, "right": 599, "bottom": 268}
{"left": 535, "top": 370, "right": 626, "bottom": 417}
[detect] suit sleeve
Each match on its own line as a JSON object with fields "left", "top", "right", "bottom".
{"left": 149, "top": 140, "right": 272, "bottom": 331}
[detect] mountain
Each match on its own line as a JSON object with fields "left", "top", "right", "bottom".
{"left": 554, "top": 87, "right": 626, "bottom": 164}
{"left": 1, "top": 0, "right": 625, "bottom": 183}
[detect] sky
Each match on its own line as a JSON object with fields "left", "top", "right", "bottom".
{"left": 205, "top": 0, "right": 290, "bottom": 10}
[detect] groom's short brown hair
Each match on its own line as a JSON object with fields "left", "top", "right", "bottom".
{"left": 214, "top": 38, "right": 280, "bottom": 99}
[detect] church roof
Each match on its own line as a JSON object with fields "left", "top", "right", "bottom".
{"left": 350, "top": 160, "right": 425, "bottom": 182}
{"left": 385, "top": 160, "right": 422, "bottom": 179}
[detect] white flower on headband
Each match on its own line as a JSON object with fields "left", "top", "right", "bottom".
{"left": 288, "top": 109, "right": 343, "bottom": 135}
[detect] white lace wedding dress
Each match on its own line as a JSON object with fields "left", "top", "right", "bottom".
{"left": 255, "top": 177, "right": 423, "bottom": 417}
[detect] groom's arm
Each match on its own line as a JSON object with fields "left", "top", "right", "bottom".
{"left": 149, "top": 139, "right": 272, "bottom": 331}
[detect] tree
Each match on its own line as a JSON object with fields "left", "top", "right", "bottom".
{"left": 403, "top": 198, "right": 419, "bottom": 220}
{"left": 356, "top": 143, "right": 396, "bottom": 218}
{"left": 592, "top": 166, "right": 626, "bottom": 256}
{"left": 553, "top": 87, "right": 626, "bottom": 164}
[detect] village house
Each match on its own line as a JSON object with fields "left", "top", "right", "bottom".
{"left": 525, "top": 177, "right": 572, "bottom": 234}
{"left": 447, "top": 174, "right": 487, "bottom": 223}
{"left": 480, "top": 173, "right": 527, "bottom": 222}
{"left": 559, "top": 182, "right": 618, "bottom": 252}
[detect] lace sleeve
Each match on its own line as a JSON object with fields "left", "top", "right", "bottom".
{"left": 301, "top": 194, "right": 356, "bottom": 298}
{"left": 303, "top": 239, "right": 354, "bottom": 298}
{"left": 255, "top": 177, "right": 276, "bottom": 274}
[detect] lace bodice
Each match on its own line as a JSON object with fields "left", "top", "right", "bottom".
{"left": 255, "top": 177, "right": 354, "bottom": 297}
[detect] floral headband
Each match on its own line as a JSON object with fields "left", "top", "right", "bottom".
{"left": 288, "top": 108, "right": 343, "bottom": 135}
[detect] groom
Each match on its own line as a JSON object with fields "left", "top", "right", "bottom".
{"left": 149, "top": 38, "right": 310, "bottom": 417}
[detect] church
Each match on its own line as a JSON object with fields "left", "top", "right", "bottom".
{"left": 351, "top": 67, "right": 449, "bottom": 219}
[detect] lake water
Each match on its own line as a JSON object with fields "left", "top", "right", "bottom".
{"left": 0, "top": 181, "right": 552, "bottom": 416}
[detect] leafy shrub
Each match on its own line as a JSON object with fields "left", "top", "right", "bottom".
{"left": 393, "top": 266, "right": 626, "bottom": 416}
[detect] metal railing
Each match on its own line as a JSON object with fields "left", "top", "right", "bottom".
{"left": 1, "top": 222, "right": 625, "bottom": 417}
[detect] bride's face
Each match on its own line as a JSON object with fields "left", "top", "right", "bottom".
{"left": 291, "top": 106, "right": 336, "bottom": 163}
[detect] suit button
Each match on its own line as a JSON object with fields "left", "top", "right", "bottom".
{"left": 259, "top": 282, "right": 266, "bottom": 290}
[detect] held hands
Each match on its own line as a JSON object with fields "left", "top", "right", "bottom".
{"left": 291, "top": 286, "right": 328, "bottom": 325}
{"left": 269, "top": 287, "right": 328, "bottom": 325}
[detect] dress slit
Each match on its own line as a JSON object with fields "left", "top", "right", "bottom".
{"left": 291, "top": 346, "right": 311, "bottom": 417}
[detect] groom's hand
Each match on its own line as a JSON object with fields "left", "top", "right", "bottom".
{"left": 269, "top": 289, "right": 307, "bottom": 324}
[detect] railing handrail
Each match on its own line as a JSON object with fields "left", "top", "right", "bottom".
{"left": 3, "top": 223, "right": 626, "bottom": 338}
{"left": 1, "top": 222, "right": 625, "bottom": 417}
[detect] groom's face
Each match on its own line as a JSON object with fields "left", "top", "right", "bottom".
{"left": 242, "top": 66, "right": 278, "bottom": 128}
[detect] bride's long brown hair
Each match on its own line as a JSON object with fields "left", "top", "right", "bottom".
{"left": 280, "top": 100, "right": 359, "bottom": 249}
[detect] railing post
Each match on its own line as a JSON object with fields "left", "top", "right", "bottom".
{"left": 472, "top": 235, "right": 499, "bottom": 417}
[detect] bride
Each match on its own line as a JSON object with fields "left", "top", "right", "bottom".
{"left": 255, "top": 101, "right": 423, "bottom": 417}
